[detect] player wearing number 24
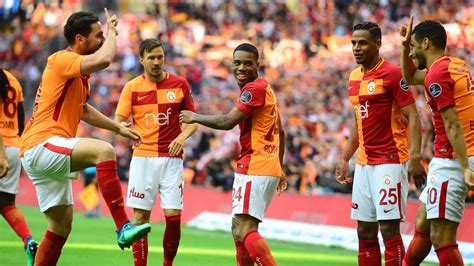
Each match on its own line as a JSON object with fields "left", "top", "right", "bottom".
{"left": 400, "top": 17, "right": 474, "bottom": 265}
{"left": 180, "top": 43, "right": 286, "bottom": 266}
{"left": 335, "top": 21, "right": 425, "bottom": 266}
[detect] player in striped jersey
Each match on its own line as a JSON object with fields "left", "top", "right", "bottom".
{"left": 400, "top": 17, "right": 474, "bottom": 266}
{"left": 115, "top": 38, "right": 197, "bottom": 266}
{"left": 0, "top": 69, "right": 38, "bottom": 265}
{"left": 335, "top": 22, "right": 425, "bottom": 266}
{"left": 180, "top": 43, "right": 286, "bottom": 266}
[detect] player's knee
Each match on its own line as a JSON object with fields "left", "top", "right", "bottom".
{"left": 357, "top": 224, "right": 378, "bottom": 240}
{"left": 133, "top": 211, "right": 150, "bottom": 224}
{"left": 231, "top": 219, "right": 242, "bottom": 241}
{"left": 380, "top": 222, "right": 400, "bottom": 239}
{"left": 95, "top": 143, "right": 116, "bottom": 163}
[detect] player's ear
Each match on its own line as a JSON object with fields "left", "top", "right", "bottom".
{"left": 375, "top": 38, "right": 382, "bottom": 49}
{"left": 139, "top": 57, "right": 144, "bottom": 66}
{"left": 422, "top": 37, "right": 430, "bottom": 50}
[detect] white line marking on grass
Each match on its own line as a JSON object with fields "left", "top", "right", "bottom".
{"left": 0, "top": 241, "right": 357, "bottom": 263}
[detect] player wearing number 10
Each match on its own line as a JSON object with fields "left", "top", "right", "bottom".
{"left": 0, "top": 69, "right": 38, "bottom": 266}
{"left": 180, "top": 43, "right": 287, "bottom": 266}
{"left": 400, "top": 18, "right": 474, "bottom": 265}
{"left": 335, "top": 22, "right": 425, "bottom": 266}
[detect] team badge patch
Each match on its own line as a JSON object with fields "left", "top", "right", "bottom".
{"left": 240, "top": 91, "right": 252, "bottom": 103}
{"left": 384, "top": 175, "right": 391, "bottom": 185}
{"left": 428, "top": 83, "right": 442, "bottom": 97}
{"left": 400, "top": 79, "right": 410, "bottom": 91}
{"left": 167, "top": 91, "right": 176, "bottom": 102}
{"left": 367, "top": 81, "right": 376, "bottom": 94}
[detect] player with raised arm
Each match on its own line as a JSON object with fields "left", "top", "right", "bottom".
{"left": 180, "top": 43, "right": 286, "bottom": 266}
{"left": 400, "top": 17, "right": 474, "bottom": 266}
{"left": 115, "top": 38, "right": 197, "bottom": 266}
{"left": 335, "top": 22, "right": 425, "bottom": 266}
{"left": 0, "top": 69, "right": 38, "bottom": 266}
{"left": 20, "top": 10, "right": 151, "bottom": 265}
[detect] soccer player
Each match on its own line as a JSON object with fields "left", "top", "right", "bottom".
{"left": 335, "top": 22, "right": 425, "bottom": 266}
{"left": 180, "top": 43, "right": 286, "bottom": 266}
{"left": 0, "top": 69, "right": 38, "bottom": 266}
{"left": 400, "top": 17, "right": 474, "bottom": 266}
{"left": 115, "top": 38, "right": 197, "bottom": 266}
{"left": 20, "top": 10, "right": 151, "bottom": 265}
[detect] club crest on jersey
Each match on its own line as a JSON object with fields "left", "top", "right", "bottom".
{"left": 384, "top": 175, "right": 391, "bottom": 185}
{"left": 400, "top": 79, "right": 410, "bottom": 91}
{"left": 367, "top": 81, "right": 376, "bottom": 94}
{"left": 240, "top": 91, "right": 252, "bottom": 103}
{"left": 167, "top": 90, "right": 176, "bottom": 102}
{"left": 428, "top": 83, "right": 442, "bottom": 97}
{"left": 430, "top": 173, "right": 436, "bottom": 184}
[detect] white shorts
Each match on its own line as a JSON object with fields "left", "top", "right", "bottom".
{"left": 231, "top": 173, "right": 279, "bottom": 222}
{"left": 126, "top": 157, "right": 184, "bottom": 211}
{"left": 419, "top": 157, "right": 473, "bottom": 223}
{"left": 21, "top": 137, "right": 82, "bottom": 212}
{"left": 351, "top": 162, "right": 409, "bottom": 222}
{"left": 0, "top": 147, "right": 21, "bottom": 194}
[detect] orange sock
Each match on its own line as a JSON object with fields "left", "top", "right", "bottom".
{"left": 96, "top": 160, "right": 129, "bottom": 229}
{"left": 234, "top": 240, "right": 253, "bottom": 266}
{"left": 435, "top": 243, "right": 464, "bottom": 266}
{"left": 358, "top": 239, "right": 382, "bottom": 266}
{"left": 243, "top": 230, "right": 277, "bottom": 266}
{"left": 1, "top": 205, "right": 32, "bottom": 248}
{"left": 163, "top": 215, "right": 181, "bottom": 266}
{"left": 35, "top": 230, "right": 67, "bottom": 266}
{"left": 132, "top": 236, "right": 148, "bottom": 266}
{"left": 384, "top": 235, "right": 405, "bottom": 266}
{"left": 403, "top": 229, "right": 431, "bottom": 265}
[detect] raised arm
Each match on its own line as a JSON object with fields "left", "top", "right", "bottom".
{"left": 400, "top": 16, "right": 426, "bottom": 85}
{"left": 400, "top": 103, "right": 426, "bottom": 188}
{"left": 179, "top": 107, "right": 247, "bottom": 130}
{"left": 80, "top": 8, "right": 118, "bottom": 75}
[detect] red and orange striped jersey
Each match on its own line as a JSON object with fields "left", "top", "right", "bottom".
{"left": 1, "top": 70, "right": 24, "bottom": 147}
{"left": 348, "top": 59, "right": 415, "bottom": 165}
{"left": 424, "top": 56, "right": 474, "bottom": 158}
{"left": 20, "top": 50, "right": 89, "bottom": 155}
{"left": 115, "top": 73, "right": 196, "bottom": 157}
{"left": 235, "top": 77, "right": 283, "bottom": 177}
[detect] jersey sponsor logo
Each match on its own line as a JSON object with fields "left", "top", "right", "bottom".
{"left": 240, "top": 91, "right": 252, "bottom": 104}
{"left": 367, "top": 81, "right": 376, "bottom": 94}
{"left": 167, "top": 90, "right": 176, "bottom": 102}
{"left": 0, "top": 121, "right": 15, "bottom": 129}
{"left": 129, "top": 187, "right": 145, "bottom": 199}
{"left": 428, "top": 83, "right": 442, "bottom": 97}
{"left": 400, "top": 79, "right": 410, "bottom": 91}
{"left": 354, "top": 101, "right": 369, "bottom": 119}
{"left": 145, "top": 108, "right": 172, "bottom": 126}
{"left": 263, "top": 144, "right": 279, "bottom": 154}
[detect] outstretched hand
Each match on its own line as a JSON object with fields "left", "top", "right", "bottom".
{"left": 408, "top": 158, "right": 427, "bottom": 189}
{"left": 0, "top": 156, "right": 9, "bottom": 178}
{"left": 335, "top": 160, "right": 353, "bottom": 185}
{"left": 400, "top": 15, "right": 414, "bottom": 49}
{"left": 117, "top": 122, "right": 142, "bottom": 147}
{"left": 277, "top": 173, "right": 288, "bottom": 195}
{"left": 179, "top": 110, "right": 195, "bottom": 124}
{"left": 104, "top": 8, "right": 118, "bottom": 36}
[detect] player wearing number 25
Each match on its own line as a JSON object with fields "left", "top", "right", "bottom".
{"left": 335, "top": 22, "right": 425, "bottom": 266}
{"left": 180, "top": 43, "right": 287, "bottom": 266}
{"left": 400, "top": 18, "right": 474, "bottom": 265}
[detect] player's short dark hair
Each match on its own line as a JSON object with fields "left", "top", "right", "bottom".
{"left": 412, "top": 20, "right": 447, "bottom": 50}
{"left": 233, "top": 43, "right": 259, "bottom": 61}
{"left": 353, "top": 22, "right": 382, "bottom": 41}
{"left": 139, "top": 38, "right": 163, "bottom": 58}
{"left": 63, "top": 11, "right": 100, "bottom": 45}
{"left": 0, "top": 69, "right": 10, "bottom": 103}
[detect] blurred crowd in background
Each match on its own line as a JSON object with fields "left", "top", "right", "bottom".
{"left": 1, "top": 0, "right": 474, "bottom": 201}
